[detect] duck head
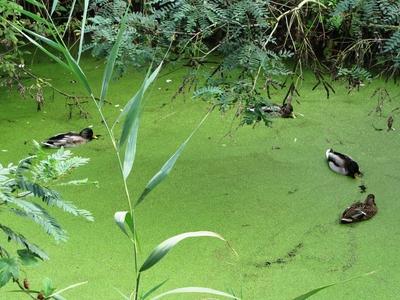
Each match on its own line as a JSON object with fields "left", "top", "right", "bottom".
{"left": 347, "top": 161, "right": 362, "bottom": 178}
{"left": 79, "top": 128, "right": 95, "bottom": 140}
{"left": 365, "top": 194, "right": 376, "bottom": 206}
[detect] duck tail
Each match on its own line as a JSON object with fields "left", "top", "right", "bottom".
{"left": 325, "top": 148, "right": 332, "bottom": 159}
{"left": 340, "top": 218, "right": 353, "bottom": 224}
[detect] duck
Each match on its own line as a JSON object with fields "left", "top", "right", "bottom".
{"left": 340, "top": 194, "right": 377, "bottom": 224}
{"left": 247, "top": 96, "right": 294, "bottom": 118}
{"left": 325, "top": 149, "right": 362, "bottom": 178}
{"left": 42, "top": 128, "right": 98, "bottom": 148}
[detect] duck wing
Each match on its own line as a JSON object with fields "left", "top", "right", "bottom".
{"left": 42, "top": 132, "right": 83, "bottom": 148}
{"left": 341, "top": 202, "right": 366, "bottom": 223}
{"left": 327, "top": 151, "right": 349, "bottom": 168}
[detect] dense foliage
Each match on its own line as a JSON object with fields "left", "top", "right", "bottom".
{"left": 83, "top": 0, "right": 399, "bottom": 124}
{"left": 0, "top": 143, "right": 93, "bottom": 296}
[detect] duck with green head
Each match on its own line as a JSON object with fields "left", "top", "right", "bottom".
{"left": 42, "top": 128, "right": 99, "bottom": 148}
{"left": 325, "top": 149, "right": 362, "bottom": 178}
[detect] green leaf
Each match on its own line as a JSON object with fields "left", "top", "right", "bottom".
{"left": 63, "top": 50, "right": 93, "bottom": 96}
{"left": 18, "top": 9, "right": 52, "bottom": 27}
{"left": 119, "top": 62, "right": 163, "bottom": 179}
{"left": 22, "top": 28, "right": 64, "bottom": 52}
{"left": 117, "top": 62, "right": 163, "bottom": 123}
{"left": 99, "top": 7, "right": 129, "bottom": 107}
{"left": 114, "top": 211, "right": 135, "bottom": 237}
{"left": 62, "top": 0, "right": 77, "bottom": 38}
{"left": 293, "top": 271, "right": 376, "bottom": 300}
{"left": 150, "top": 287, "right": 239, "bottom": 300}
{"left": 76, "top": 0, "right": 89, "bottom": 63}
{"left": 17, "top": 249, "right": 41, "bottom": 266}
{"left": 48, "top": 281, "right": 88, "bottom": 299}
{"left": 51, "top": 0, "right": 59, "bottom": 15}
{"left": 140, "top": 231, "right": 225, "bottom": 273}
{"left": 119, "top": 62, "right": 163, "bottom": 147}
{"left": 135, "top": 111, "right": 210, "bottom": 207}
{"left": 142, "top": 279, "right": 168, "bottom": 300}
{"left": 0, "top": 224, "right": 49, "bottom": 260}
{"left": 24, "top": 0, "right": 45, "bottom": 9}
{"left": 7, "top": 22, "right": 69, "bottom": 70}
{"left": 292, "top": 284, "right": 336, "bottom": 300}
{"left": 122, "top": 117, "right": 139, "bottom": 179}
{"left": 0, "top": 258, "right": 19, "bottom": 288}
{"left": 42, "top": 277, "right": 56, "bottom": 296}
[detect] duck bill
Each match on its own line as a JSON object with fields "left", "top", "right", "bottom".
{"left": 355, "top": 172, "right": 363, "bottom": 178}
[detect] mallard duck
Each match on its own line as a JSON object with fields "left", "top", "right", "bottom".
{"left": 247, "top": 96, "right": 294, "bottom": 118}
{"left": 42, "top": 128, "right": 98, "bottom": 148}
{"left": 340, "top": 194, "right": 377, "bottom": 224}
{"left": 325, "top": 149, "right": 362, "bottom": 178}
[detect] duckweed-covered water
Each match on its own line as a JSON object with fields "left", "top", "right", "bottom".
{"left": 1, "top": 57, "right": 399, "bottom": 299}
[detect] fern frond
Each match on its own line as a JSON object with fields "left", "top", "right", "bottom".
{"left": 7, "top": 198, "right": 67, "bottom": 242}
{"left": 0, "top": 224, "right": 48, "bottom": 260}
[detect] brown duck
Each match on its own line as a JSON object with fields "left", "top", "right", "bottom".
{"left": 340, "top": 194, "right": 377, "bottom": 224}
{"left": 42, "top": 128, "right": 98, "bottom": 148}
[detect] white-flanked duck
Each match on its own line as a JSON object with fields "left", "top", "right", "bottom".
{"left": 325, "top": 149, "right": 362, "bottom": 178}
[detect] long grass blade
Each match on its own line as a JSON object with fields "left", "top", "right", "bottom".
{"left": 76, "top": 0, "right": 89, "bottom": 64}
{"left": 113, "top": 287, "right": 130, "bottom": 300}
{"left": 123, "top": 117, "right": 139, "bottom": 179}
{"left": 63, "top": 50, "right": 93, "bottom": 96}
{"left": 22, "top": 28, "right": 64, "bottom": 52}
{"left": 135, "top": 110, "right": 210, "bottom": 207}
{"left": 139, "top": 231, "right": 225, "bottom": 273}
{"left": 8, "top": 24, "right": 69, "bottom": 70}
{"left": 62, "top": 0, "right": 77, "bottom": 38}
{"left": 114, "top": 211, "right": 135, "bottom": 237}
{"left": 151, "top": 287, "right": 239, "bottom": 300}
{"left": 50, "top": 0, "right": 59, "bottom": 15}
{"left": 293, "top": 271, "right": 376, "bottom": 300}
{"left": 114, "top": 62, "right": 163, "bottom": 129}
{"left": 18, "top": 9, "right": 52, "bottom": 28}
{"left": 292, "top": 284, "right": 336, "bottom": 300}
{"left": 142, "top": 280, "right": 168, "bottom": 300}
{"left": 99, "top": 7, "right": 130, "bottom": 107}
{"left": 48, "top": 281, "right": 88, "bottom": 298}
{"left": 119, "top": 62, "right": 163, "bottom": 179}
{"left": 24, "top": 0, "right": 45, "bottom": 9}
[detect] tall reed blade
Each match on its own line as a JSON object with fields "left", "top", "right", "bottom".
{"left": 76, "top": 0, "right": 89, "bottom": 64}
{"left": 114, "top": 211, "right": 135, "bottom": 238}
{"left": 120, "top": 62, "right": 163, "bottom": 179}
{"left": 151, "top": 287, "right": 239, "bottom": 300}
{"left": 114, "top": 62, "right": 163, "bottom": 129}
{"left": 139, "top": 231, "right": 225, "bottom": 273}
{"left": 8, "top": 24, "right": 69, "bottom": 70}
{"left": 135, "top": 110, "right": 210, "bottom": 207}
{"left": 62, "top": 0, "right": 77, "bottom": 38}
{"left": 24, "top": 0, "right": 45, "bottom": 9}
{"left": 99, "top": 7, "right": 130, "bottom": 107}
{"left": 63, "top": 50, "right": 93, "bottom": 96}
{"left": 293, "top": 271, "right": 376, "bottom": 300}
{"left": 50, "top": 0, "right": 59, "bottom": 15}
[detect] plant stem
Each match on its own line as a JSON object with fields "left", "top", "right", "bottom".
{"left": 89, "top": 95, "right": 139, "bottom": 278}
{"left": 134, "top": 273, "right": 141, "bottom": 300}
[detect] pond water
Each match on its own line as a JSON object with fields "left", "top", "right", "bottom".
{"left": 1, "top": 57, "right": 399, "bottom": 299}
